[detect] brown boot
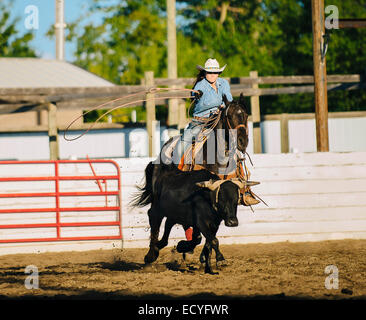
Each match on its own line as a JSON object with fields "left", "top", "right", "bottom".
{"left": 242, "top": 192, "right": 260, "bottom": 206}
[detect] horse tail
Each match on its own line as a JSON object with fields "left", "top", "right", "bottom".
{"left": 129, "top": 161, "right": 154, "bottom": 208}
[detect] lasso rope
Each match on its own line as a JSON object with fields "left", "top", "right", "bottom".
{"left": 63, "top": 87, "right": 199, "bottom": 141}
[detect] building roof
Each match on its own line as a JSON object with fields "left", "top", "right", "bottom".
{"left": 0, "top": 58, "right": 114, "bottom": 88}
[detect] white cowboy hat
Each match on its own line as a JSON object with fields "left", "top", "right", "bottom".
{"left": 197, "top": 58, "right": 226, "bottom": 73}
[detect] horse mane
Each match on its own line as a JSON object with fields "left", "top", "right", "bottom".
{"left": 192, "top": 70, "right": 206, "bottom": 90}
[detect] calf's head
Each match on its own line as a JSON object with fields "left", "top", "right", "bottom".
{"left": 196, "top": 178, "right": 245, "bottom": 227}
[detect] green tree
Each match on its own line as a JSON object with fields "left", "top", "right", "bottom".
{"left": 63, "top": 0, "right": 366, "bottom": 120}
{"left": 261, "top": 0, "right": 366, "bottom": 114}
{"left": 65, "top": 0, "right": 167, "bottom": 85}
{"left": 0, "top": 2, "right": 37, "bottom": 57}
{"left": 176, "top": 0, "right": 285, "bottom": 77}
{"left": 56, "top": 0, "right": 169, "bottom": 122}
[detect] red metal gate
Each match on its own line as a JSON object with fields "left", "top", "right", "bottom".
{"left": 0, "top": 159, "right": 122, "bottom": 243}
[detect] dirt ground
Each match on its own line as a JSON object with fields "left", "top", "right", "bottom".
{"left": 0, "top": 239, "right": 365, "bottom": 300}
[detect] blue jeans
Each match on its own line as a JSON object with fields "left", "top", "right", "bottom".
{"left": 172, "top": 118, "right": 230, "bottom": 167}
{"left": 172, "top": 120, "right": 203, "bottom": 165}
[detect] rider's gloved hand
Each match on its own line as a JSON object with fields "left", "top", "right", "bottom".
{"left": 194, "top": 90, "right": 203, "bottom": 101}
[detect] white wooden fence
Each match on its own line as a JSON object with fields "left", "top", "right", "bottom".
{"left": 119, "top": 152, "right": 366, "bottom": 247}
{"left": 1, "top": 112, "right": 366, "bottom": 161}
{"left": 0, "top": 152, "right": 365, "bottom": 255}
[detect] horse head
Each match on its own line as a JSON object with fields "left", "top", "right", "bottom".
{"left": 222, "top": 93, "right": 249, "bottom": 154}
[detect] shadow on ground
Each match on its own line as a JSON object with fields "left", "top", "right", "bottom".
{"left": 0, "top": 291, "right": 365, "bottom": 300}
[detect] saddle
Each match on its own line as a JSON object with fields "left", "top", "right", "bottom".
{"left": 161, "top": 132, "right": 251, "bottom": 186}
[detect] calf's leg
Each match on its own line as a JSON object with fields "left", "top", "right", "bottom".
{"left": 201, "top": 238, "right": 218, "bottom": 275}
{"left": 144, "top": 208, "right": 164, "bottom": 264}
{"left": 156, "top": 218, "right": 174, "bottom": 249}
{"left": 177, "top": 227, "right": 202, "bottom": 253}
{"left": 199, "top": 237, "right": 224, "bottom": 264}
{"left": 196, "top": 213, "right": 220, "bottom": 274}
{"left": 211, "top": 238, "right": 227, "bottom": 267}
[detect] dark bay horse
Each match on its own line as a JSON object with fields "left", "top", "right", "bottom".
{"left": 152, "top": 93, "right": 250, "bottom": 191}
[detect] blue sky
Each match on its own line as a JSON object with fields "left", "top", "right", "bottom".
{"left": 10, "top": 0, "right": 102, "bottom": 62}
{"left": 9, "top": 0, "right": 185, "bottom": 62}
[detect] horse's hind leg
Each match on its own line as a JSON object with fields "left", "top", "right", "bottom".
{"left": 157, "top": 218, "right": 174, "bottom": 250}
{"left": 144, "top": 208, "right": 163, "bottom": 264}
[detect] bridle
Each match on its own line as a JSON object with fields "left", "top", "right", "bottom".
{"left": 224, "top": 103, "right": 249, "bottom": 135}
{"left": 223, "top": 102, "right": 251, "bottom": 173}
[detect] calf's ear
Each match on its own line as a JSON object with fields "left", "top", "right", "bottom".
{"left": 195, "top": 179, "right": 214, "bottom": 189}
{"left": 195, "top": 179, "right": 222, "bottom": 191}
{"left": 195, "top": 182, "right": 205, "bottom": 188}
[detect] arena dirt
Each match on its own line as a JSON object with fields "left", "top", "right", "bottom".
{"left": 0, "top": 239, "right": 365, "bottom": 299}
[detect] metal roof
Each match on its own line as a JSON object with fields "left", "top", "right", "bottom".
{"left": 0, "top": 58, "right": 114, "bottom": 88}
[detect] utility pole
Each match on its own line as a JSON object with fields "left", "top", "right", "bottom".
{"left": 48, "top": 103, "right": 59, "bottom": 160}
{"left": 144, "top": 71, "right": 156, "bottom": 157}
{"left": 311, "top": 0, "right": 329, "bottom": 152}
{"left": 55, "top": 0, "right": 66, "bottom": 60}
{"left": 167, "top": 0, "right": 179, "bottom": 136}
{"left": 250, "top": 71, "right": 262, "bottom": 154}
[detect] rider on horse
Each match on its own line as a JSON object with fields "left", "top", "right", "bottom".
{"left": 188, "top": 58, "right": 259, "bottom": 207}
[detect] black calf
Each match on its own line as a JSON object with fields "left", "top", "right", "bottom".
{"left": 131, "top": 163, "right": 245, "bottom": 274}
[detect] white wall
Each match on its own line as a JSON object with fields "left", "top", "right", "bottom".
{"left": 0, "top": 132, "right": 50, "bottom": 160}
{"left": 0, "top": 152, "right": 365, "bottom": 255}
{"left": 118, "top": 152, "right": 366, "bottom": 248}
{"left": 1, "top": 116, "right": 366, "bottom": 161}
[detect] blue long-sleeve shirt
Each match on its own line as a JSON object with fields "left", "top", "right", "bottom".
{"left": 192, "top": 77, "right": 233, "bottom": 117}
